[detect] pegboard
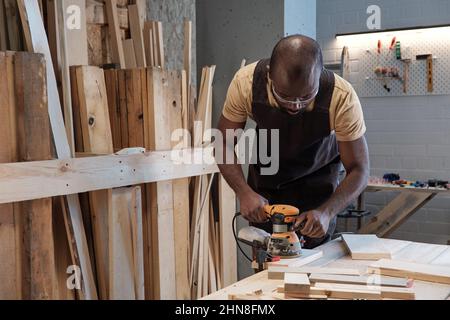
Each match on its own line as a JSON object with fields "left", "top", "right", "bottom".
{"left": 339, "top": 27, "right": 450, "bottom": 97}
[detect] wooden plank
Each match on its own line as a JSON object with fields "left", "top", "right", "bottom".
{"left": 219, "top": 175, "right": 237, "bottom": 287}
{"left": 147, "top": 68, "right": 176, "bottom": 299}
{"left": 313, "top": 282, "right": 415, "bottom": 300}
{"left": 183, "top": 19, "right": 192, "bottom": 86}
{"left": 4, "top": 0, "right": 23, "bottom": 50}
{"left": 110, "top": 186, "right": 144, "bottom": 300}
{"left": 309, "top": 273, "right": 410, "bottom": 288}
{"left": 168, "top": 71, "right": 191, "bottom": 300}
{"left": 393, "top": 242, "right": 448, "bottom": 264}
{"left": 0, "top": 53, "right": 19, "bottom": 299}
{"left": 105, "top": 0, "right": 125, "bottom": 68}
{"left": 368, "top": 259, "right": 450, "bottom": 285}
{"left": 86, "top": 0, "right": 129, "bottom": 29}
{"left": 268, "top": 266, "right": 361, "bottom": 280}
{"left": 0, "top": 148, "right": 218, "bottom": 204}
{"left": 73, "top": 65, "right": 113, "bottom": 300}
{"left": 143, "top": 22, "right": 155, "bottom": 67}
{"left": 284, "top": 273, "right": 310, "bottom": 293}
{"left": 342, "top": 234, "right": 391, "bottom": 260}
{"left": 128, "top": 4, "right": 146, "bottom": 67}
{"left": 358, "top": 191, "right": 435, "bottom": 237}
{"left": 17, "top": 7, "right": 96, "bottom": 298}
{"left": 154, "top": 21, "right": 164, "bottom": 68}
{"left": 269, "top": 250, "right": 323, "bottom": 268}
{"left": 125, "top": 69, "right": 145, "bottom": 148}
{"left": 122, "top": 39, "right": 137, "bottom": 69}
{"left": 104, "top": 69, "right": 122, "bottom": 151}
{"left": 0, "top": 2, "right": 8, "bottom": 50}
{"left": 14, "top": 52, "right": 57, "bottom": 299}
{"left": 63, "top": 0, "right": 88, "bottom": 65}
{"left": 430, "top": 247, "right": 450, "bottom": 267}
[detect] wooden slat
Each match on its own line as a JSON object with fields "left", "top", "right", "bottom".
{"left": 154, "top": 21, "right": 164, "bottom": 68}
{"left": 104, "top": 69, "right": 122, "bottom": 151}
{"left": 358, "top": 191, "right": 435, "bottom": 237}
{"left": 183, "top": 19, "right": 192, "bottom": 87}
{"left": 122, "top": 39, "right": 137, "bottom": 69}
{"left": 128, "top": 4, "right": 146, "bottom": 67}
{"left": 0, "top": 2, "right": 8, "bottom": 50}
{"left": 313, "top": 282, "right": 415, "bottom": 300}
{"left": 342, "top": 234, "right": 391, "bottom": 260}
{"left": 105, "top": 0, "right": 125, "bottom": 68}
{"left": 309, "top": 273, "right": 410, "bottom": 288}
{"left": 168, "top": 71, "right": 191, "bottom": 299}
{"left": 268, "top": 266, "right": 361, "bottom": 280}
{"left": 110, "top": 186, "right": 144, "bottom": 300}
{"left": 14, "top": 52, "right": 57, "bottom": 299}
{"left": 4, "top": 0, "right": 23, "bottom": 50}
{"left": 143, "top": 22, "right": 155, "bottom": 67}
{"left": 73, "top": 66, "right": 113, "bottom": 300}
{"left": 147, "top": 68, "right": 176, "bottom": 299}
{"left": 219, "top": 175, "right": 237, "bottom": 287}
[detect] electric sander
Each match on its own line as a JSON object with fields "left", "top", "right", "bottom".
{"left": 235, "top": 204, "right": 304, "bottom": 271}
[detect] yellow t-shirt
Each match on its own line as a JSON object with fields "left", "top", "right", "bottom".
{"left": 222, "top": 61, "right": 366, "bottom": 142}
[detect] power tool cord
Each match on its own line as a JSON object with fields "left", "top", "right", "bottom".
{"left": 232, "top": 213, "right": 253, "bottom": 263}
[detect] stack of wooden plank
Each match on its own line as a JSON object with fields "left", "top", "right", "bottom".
{"left": 0, "top": 0, "right": 238, "bottom": 301}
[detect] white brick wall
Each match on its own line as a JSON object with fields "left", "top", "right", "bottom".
{"left": 318, "top": 0, "right": 450, "bottom": 244}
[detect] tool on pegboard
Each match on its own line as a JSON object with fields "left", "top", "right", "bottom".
{"left": 398, "top": 42, "right": 412, "bottom": 94}
{"left": 416, "top": 53, "right": 434, "bottom": 93}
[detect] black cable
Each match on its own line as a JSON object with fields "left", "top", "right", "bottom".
{"left": 232, "top": 213, "right": 253, "bottom": 262}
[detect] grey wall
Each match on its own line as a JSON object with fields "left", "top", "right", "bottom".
{"left": 317, "top": 0, "right": 450, "bottom": 244}
{"left": 147, "top": 0, "right": 196, "bottom": 84}
{"left": 285, "top": 0, "right": 316, "bottom": 38}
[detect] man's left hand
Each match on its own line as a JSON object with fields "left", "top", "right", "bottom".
{"left": 294, "top": 210, "right": 331, "bottom": 238}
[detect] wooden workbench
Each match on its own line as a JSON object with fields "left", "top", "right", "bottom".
{"left": 357, "top": 184, "right": 450, "bottom": 237}
{"left": 203, "top": 238, "right": 450, "bottom": 300}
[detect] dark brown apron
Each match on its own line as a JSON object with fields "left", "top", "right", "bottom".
{"left": 248, "top": 59, "right": 341, "bottom": 249}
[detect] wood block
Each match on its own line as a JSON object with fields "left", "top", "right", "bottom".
{"left": 284, "top": 273, "right": 310, "bottom": 293}
{"left": 342, "top": 234, "right": 391, "bottom": 260}
{"left": 368, "top": 259, "right": 450, "bottom": 285}
{"left": 268, "top": 266, "right": 361, "bottom": 280}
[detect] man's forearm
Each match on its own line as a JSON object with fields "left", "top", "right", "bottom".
{"left": 217, "top": 163, "right": 252, "bottom": 197}
{"left": 318, "top": 167, "right": 369, "bottom": 217}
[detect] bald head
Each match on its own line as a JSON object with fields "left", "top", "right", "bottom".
{"left": 269, "top": 35, "right": 323, "bottom": 98}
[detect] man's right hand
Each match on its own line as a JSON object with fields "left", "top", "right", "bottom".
{"left": 238, "top": 190, "right": 269, "bottom": 223}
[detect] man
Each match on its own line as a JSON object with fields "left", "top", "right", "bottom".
{"left": 217, "top": 35, "right": 370, "bottom": 249}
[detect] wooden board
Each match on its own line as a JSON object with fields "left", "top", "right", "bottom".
{"left": 268, "top": 266, "right": 361, "bottom": 280}
{"left": 309, "top": 273, "right": 410, "bottom": 288}
{"left": 313, "top": 282, "right": 415, "bottom": 300}
{"left": 123, "top": 39, "right": 137, "bottom": 69}
{"left": 284, "top": 273, "right": 310, "bottom": 293}
{"left": 368, "top": 259, "right": 450, "bottom": 285}
{"left": 63, "top": 0, "right": 88, "bottom": 65}
{"left": 86, "top": 0, "right": 129, "bottom": 29}
{"left": 183, "top": 19, "right": 192, "bottom": 86}
{"left": 105, "top": 0, "right": 125, "bottom": 68}
{"left": 342, "top": 234, "right": 391, "bottom": 260}
{"left": 0, "top": 52, "right": 19, "bottom": 299}
{"left": 147, "top": 68, "right": 176, "bottom": 299}
{"left": 14, "top": 52, "right": 57, "bottom": 299}
{"left": 109, "top": 186, "right": 144, "bottom": 300}
{"left": 219, "top": 175, "right": 237, "bottom": 287}
{"left": 268, "top": 249, "right": 323, "bottom": 268}
{"left": 128, "top": 4, "right": 146, "bottom": 67}
{"left": 168, "top": 71, "right": 191, "bottom": 300}
{"left": 72, "top": 65, "right": 113, "bottom": 299}
{"left": 4, "top": 0, "right": 23, "bottom": 50}
{"left": 143, "top": 22, "right": 155, "bottom": 67}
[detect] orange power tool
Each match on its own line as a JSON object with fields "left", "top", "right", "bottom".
{"left": 264, "top": 204, "right": 304, "bottom": 258}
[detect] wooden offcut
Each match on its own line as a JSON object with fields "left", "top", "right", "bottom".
{"left": 284, "top": 273, "right": 310, "bottom": 294}
{"left": 342, "top": 234, "right": 391, "bottom": 260}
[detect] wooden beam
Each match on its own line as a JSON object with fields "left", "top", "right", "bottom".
{"left": 128, "top": 4, "right": 146, "bottom": 67}
{"left": 105, "top": 0, "right": 125, "bottom": 68}
{"left": 358, "top": 191, "right": 435, "bottom": 237}
{"left": 342, "top": 234, "right": 391, "bottom": 260}
{"left": 0, "top": 147, "right": 218, "bottom": 204}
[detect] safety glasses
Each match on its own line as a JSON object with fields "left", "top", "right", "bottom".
{"left": 271, "top": 82, "right": 319, "bottom": 110}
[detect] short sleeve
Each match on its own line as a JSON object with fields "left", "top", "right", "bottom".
{"left": 222, "top": 72, "right": 252, "bottom": 123}
{"left": 334, "top": 86, "right": 367, "bottom": 142}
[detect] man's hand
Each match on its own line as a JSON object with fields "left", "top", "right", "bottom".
{"left": 238, "top": 191, "right": 269, "bottom": 223}
{"left": 294, "top": 210, "right": 331, "bottom": 238}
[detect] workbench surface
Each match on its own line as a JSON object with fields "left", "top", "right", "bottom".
{"left": 203, "top": 238, "right": 450, "bottom": 300}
